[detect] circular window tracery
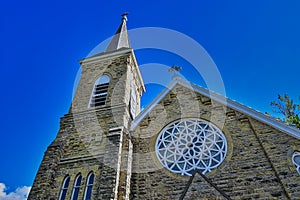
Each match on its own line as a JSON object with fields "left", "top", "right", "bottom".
{"left": 155, "top": 118, "right": 227, "bottom": 176}
{"left": 292, "top": 152, "right": 300, "bottom": 175}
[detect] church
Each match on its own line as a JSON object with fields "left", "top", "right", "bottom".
{"left": 28, "top": 14, "right": 300, "bottom": 200}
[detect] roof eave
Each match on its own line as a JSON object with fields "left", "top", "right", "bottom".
{"left": 130, "top": 78, "right": 300, "bottom": 140}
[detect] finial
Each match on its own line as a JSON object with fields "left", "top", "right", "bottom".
{"left": 121, "top": 12, "right": 129, "bottom": 22}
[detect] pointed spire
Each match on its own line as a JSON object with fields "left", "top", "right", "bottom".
{"left": 106, "top": 13, "right": 130, "bottom": 52}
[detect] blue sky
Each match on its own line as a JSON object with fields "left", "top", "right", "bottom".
{"left": 1, "top": 0, "right": 300, "bottom": 198}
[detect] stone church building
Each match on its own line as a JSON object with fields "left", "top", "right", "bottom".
{"left": 29, "top": 15, "right": 300, "bottom": 200}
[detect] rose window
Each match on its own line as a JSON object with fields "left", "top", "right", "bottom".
{"left": 155, "top": 118, "right": 227, "bottom": 176}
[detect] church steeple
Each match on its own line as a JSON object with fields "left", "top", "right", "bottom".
{"left": 28, "top": 14, "right": 145, "bottom": 200}
{"left": 106, "top": 13, "right": 130, "bottom": 52}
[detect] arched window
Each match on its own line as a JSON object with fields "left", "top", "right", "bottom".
{"left": 71, "top": 174, "right": 82, "bottom": 200}
{"left": 84, "top": 172, "right": 95, "bottom": 200}
{"left": 59, "top": 175, "right": 70, "bottom": 200}
{"left": 89, "top": 75, "right": 110, "bottom": 107}
{"left": 292, "top": 152, "right": 300, "bottom": 175}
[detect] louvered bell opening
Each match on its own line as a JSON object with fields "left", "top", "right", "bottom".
{"left": 94, "top": 83, "right": 109, "bottom": 94}
{"left": 90, "top": 83, "right": 109, "bottom": 107}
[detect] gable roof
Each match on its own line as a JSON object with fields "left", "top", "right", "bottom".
{"left": 130, "top": 77, "right": 300, "bottom": 140}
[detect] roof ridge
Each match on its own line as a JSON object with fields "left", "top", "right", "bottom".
{"left": 130, "top": 78, "right": 300, "bottom": 140}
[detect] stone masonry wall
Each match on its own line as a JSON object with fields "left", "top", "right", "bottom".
{"left": 29, "top": 49, "right": 142, "bottom": 199}
{"left": 130, "top": 84, "right": 300, "bottom": 199}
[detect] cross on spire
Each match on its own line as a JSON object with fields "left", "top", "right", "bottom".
{"left": 121, "top": 12, "right": 128, "bottom": 21}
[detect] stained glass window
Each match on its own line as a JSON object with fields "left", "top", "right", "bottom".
{"left": 59, "top": 176, "right": 70, "bottom": 200}
{"left": 71, "top": 174, "right": 82, "bottom": 200}
{"left": 84, "top": 172, "right": 94, "bottom": 200}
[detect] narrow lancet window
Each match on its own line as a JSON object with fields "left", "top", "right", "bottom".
{"left": 71, "top": 174, "right": 82, "bottom": 200}
{"left": 84, "top": 172, "right": 95, "bottom": 200}
{"left": 130, "top": 89, "right": 137, "bottom": 118}
{"left": 59, "top": 176, "right": 70, "bottom": 200}
{"left": 89, "top": 75, "right": 110, "bottom": 107}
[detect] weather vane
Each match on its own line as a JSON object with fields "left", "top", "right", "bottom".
{"left": 168, "top": 65, "right": 182, "bottom": 78}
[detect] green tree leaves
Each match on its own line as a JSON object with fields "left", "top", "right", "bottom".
{"left": 271, "top": 94, "right": 300, "bottom": 129}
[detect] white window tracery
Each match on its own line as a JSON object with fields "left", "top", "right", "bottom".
{"left": 83, "top": 172, "right": 94, "bottom": 200}
{"left": 71, "top": 174, "right": 82, "bottom": 200}
{"left": 155, "top": 118, "right": 227, "bottom": 176}
{"left": 292, "top": 152, "right": 300, "bottom": 175}
{"left": 59, "top": 176, "right": 70, "bottom": 200}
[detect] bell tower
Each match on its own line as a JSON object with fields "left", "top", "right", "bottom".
{"left": 28, "top": 14, "right": 145, "bottom": 200}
